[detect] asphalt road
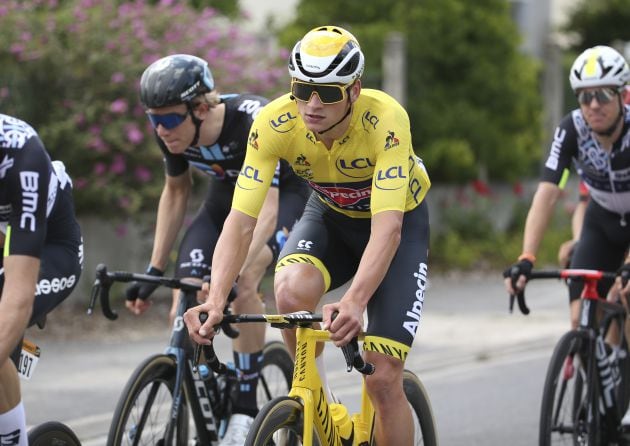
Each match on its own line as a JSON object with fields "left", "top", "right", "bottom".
{"left": 21, "top": 271, "right": 570, "bottom": 445}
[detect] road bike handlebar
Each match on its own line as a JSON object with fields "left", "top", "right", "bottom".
{"left": 196, "top": 312, "right": 375, "bottom": 376}
{"left": 87, "top": 263, "right": 238, "bottom": 337}
{"left": 508, "top": 268, "right": 620, "bottom": 316}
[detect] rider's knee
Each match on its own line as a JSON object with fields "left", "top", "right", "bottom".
{"left": 274, "top": 275, "right": 300, "bottom": 312}
{"left": 364, "top": 357, "right": 404, "bottom": 403}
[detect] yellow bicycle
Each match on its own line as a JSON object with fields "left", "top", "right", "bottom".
{"left": 200, "top": 312, "right": 438, "bottom": 446}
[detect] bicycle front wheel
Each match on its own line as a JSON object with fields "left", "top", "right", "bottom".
{"left": 404, "top": 369, "right": 438, "bottom": 446}
{"left": 258, "top": 341, "right": 294, "bottom": 406}
{"left": 107, "top": 354, "right": 189, "bottom": 446}
{"left": 28, "top": 421, "right": 81, "bottom": 446}
{"left": 245, "top": 396, "right": 322, "bottom": 446}
{"left": 539, "top": 330, "right": 599, "bottom": 446}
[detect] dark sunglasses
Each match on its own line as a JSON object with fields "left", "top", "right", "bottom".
{"left": 576, "top": 87, "right": 618, "bottom": 106}
{"left": 146, "top": 110, "right": 189, "bottom": 130}
{"left": 291, "top": 80, "right": 350, "bottom": 105}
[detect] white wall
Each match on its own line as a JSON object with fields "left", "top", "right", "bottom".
{"left": 239, "top": 0, "right": 298, "bottom": 31}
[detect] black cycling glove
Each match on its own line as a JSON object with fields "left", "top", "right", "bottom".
{"left": 125, "top": 265, "right": 164, "bottom": 301}
{"left": 502, "top": 259, "right": 533, "bottom": 283}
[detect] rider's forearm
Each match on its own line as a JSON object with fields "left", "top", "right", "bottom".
{"left": 207, "top": 210, "right": 257, "bottom": 309}
{"left": 241, "top": 188, "right": 278, "bottom": 273}
{"left": 0, "top": 256, "right": 38, "bottom": 365}
{"left": 522, "top": 182, "right": 561, "bottom": 259}
{"left": 344, "top": 211, "right": 403, "bottom": 307}
{"left": 150, "top": 181, "right": 190, "bottom": 271}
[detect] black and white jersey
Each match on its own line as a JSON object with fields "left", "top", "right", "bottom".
{"left": 157, "top": 94, "right": 296, "bottom": 188}
{"left": 0, "top": 114, "right": 73, "bottom": 257}
{"left": 541, "top": 105, "right": 630, "bottom": 216}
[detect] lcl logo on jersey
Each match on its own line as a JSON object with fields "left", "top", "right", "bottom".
{"left": 236, "top": 164, "right": 264, "bottom": 190}
{"left": 374, "top": 166, "right": 406, "bottom": 191}
{"left": 335, "top": 157, "right": 374, "bottom": 179}
{"left": 362, "top": 111, "right": 379, "bottom": 130}
{"left": 270, "top": 112, "right": 297, "bottom": 133}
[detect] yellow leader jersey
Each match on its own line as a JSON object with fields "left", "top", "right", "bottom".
{"left": 234, "top": 89, "right": 431, "bottom": 219}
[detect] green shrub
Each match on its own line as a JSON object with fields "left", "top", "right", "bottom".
{"left": 0, "top": 0, "right": 289, "bottom": 217}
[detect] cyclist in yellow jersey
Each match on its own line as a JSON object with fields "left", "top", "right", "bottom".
{"left": 185, "top": 25, "right": 431, "bottom": 445}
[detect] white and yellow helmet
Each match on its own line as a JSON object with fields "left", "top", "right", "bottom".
{"left": 288, "top": 26, "right": 365, "bottom": 84}
{"left": 569, "top": 45, "right": 630, "bottom": 91}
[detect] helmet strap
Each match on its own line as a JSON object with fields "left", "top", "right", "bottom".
{"left": 317, "top": 97, "right": 352, "bottom": 135}
{"left": 186, "top": 102, "right": 203, "bottom": 147}
{"left": 594, "top": 95, "right": 625, "bottom": 137}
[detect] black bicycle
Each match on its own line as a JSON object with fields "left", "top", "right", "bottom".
{"left": 510, "top": 268, "right": 630, "bottom": 445}
{"left": 88, "top": 263, "right": 294, "bottom": 446}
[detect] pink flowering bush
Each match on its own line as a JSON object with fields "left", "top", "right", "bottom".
{"left": 0, "top": 0, "right": 289, "bottom": 216}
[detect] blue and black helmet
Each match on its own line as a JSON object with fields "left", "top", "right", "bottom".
{"left": 140, "top": 54, "right": 215, "bottom": 108}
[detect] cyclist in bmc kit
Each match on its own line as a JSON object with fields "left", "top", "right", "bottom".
{"left": 504, "top": 45, "right": 630, "bottom": 328}
{"left": 125, "top": 54, "right": 309, "bottom": 444}
{"left": 0, "top": 114, "right": 83, "bottom": 446}
{"left": 184, "top": 26, "right": 431, "bottom": 445}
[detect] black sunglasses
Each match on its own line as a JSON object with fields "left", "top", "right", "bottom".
{"left": 576, "top": 87, "right": 618, "bottom": 106}
{"left": 146, "top": 110, "right": 190, "bottom": 130}
{"left": 291, "top": 80, "right": 350, "bottom": 105}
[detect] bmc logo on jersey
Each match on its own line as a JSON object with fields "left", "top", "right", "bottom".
{"left": 35, "top": 274, "right": 77, "bottom": 296}
{"left": 335, "top": 157, "right": 375, "bottom": 179}
{"left": 269, "top": 112, "right": 297, "bottom": 133}
{"left": 545, "top": 127, "right": 566, "bottom": 171}
{"left": 20, "top": 171, "right": 39, "bottom": 232}
{"left": 374, "top": 166, "right": 406, "bottom": 191}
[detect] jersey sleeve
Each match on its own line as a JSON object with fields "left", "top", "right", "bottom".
{"left": 370, "top": 106, "right": 414, "bottom": 214}
{"left": 231, "top": 115, "right": 281, "bottom": 218}
{"left": 4, "top": 135, "right": 51, "bottom": 258}
{"left": 540, "top": 113, "right": 577, "bottom": 185}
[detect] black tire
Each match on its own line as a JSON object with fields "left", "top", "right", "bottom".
{"left": 28, "top": 421, "right": 81, "bottom": 446}
{"left": 107, "top": 354, "right": 189, "bottom": 446}
{"left": 539, "top": 330, "right": 601, "bottom": 446}
{"left": 404, "top": 369, "right": 438, "bottom": 446}
{"left": 245, "top": 396, "right": 321, "bottom": 446}
{"left": 258, "top": 341, "right": 294, "bottom": 407}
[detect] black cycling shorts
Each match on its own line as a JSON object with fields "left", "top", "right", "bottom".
{"left": 275, "top": 194, "right": 430, "bottom": 353}
{"left": 568, "top": 200, "right": 630, "bottom": 301}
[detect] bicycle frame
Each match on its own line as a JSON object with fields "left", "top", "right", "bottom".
{"left": 163, "top": 288, "right": 223, "bottom": 444}
{"left": 289, "top": 325, "right": 374, "bottom": 446}
{"left": 574, "top": 272, "right": 627, "bottom": 435}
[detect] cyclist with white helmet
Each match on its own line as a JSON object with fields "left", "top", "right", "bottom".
{"left": 504, "top": 45, "right": 630, "bottom": 329}
{"left": 126, "top": 54, "right": 309, "bottom": 444}
{"left": 184, "top": 25, "right": 431, "bottom": 445}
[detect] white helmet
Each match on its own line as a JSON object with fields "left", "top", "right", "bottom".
{"left": 569, "top": 45, "right": 630, "bottom": 91}
{"left": 288, "top": 26, "right": 365, "bottom": 85}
